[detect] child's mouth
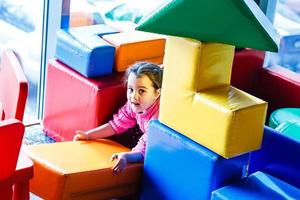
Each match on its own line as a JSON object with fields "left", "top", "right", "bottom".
{"left": 132, "top": 102, "right": 140, "bottom": 107}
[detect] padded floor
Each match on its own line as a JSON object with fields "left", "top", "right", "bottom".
{"left": 23, "top": 124, "right": 55, "bottom": 145}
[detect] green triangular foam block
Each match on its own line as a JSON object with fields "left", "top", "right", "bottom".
{"left": 136, "top": 0, "right": 279, "bottom": 52}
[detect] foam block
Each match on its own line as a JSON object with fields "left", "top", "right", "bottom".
{"left": 141, "top": 120, "right": 249, "bottom": 200}
{"left": 55, "top": 24, "right": 118, "bottom": 77}
{"left": 256, "top": 66, "right": 300, "bottom": 113}
{"left": 43, "top": 59, "right": 126, "bottom": 141}
{"left": 276, "top": 121, "right": 300, "bottom": 141}
{"left": 269, "top": 107, "right": 300, "bottom": 128}
{"left": 160, "top": 37, "right": 267, "bottom": 158}
{"left": 211, "top": 171, "right": 300, "bottom": 200}
{"left": 231, "top": 49, "right": 265, "bottom": 94}
{"left": 102, "top": 31, "right": 165, "bottom": 72}
{"left": 136, "top": 0, "right": 279, "bottom": 52}
{"left": 25, "top": 140, "right": 143, "bottom": 200}
{"left": 249, "top": 126, "right": 300, "bottom": 188}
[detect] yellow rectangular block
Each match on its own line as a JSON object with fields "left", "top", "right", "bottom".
{"left": 160, "top": 85, "right": 267, "bottom": 158}
{"left": 103, "top": 31, "right": 165, "bottom": 72}
{"left": 24, "top": 140, "right": 142, "bottom": 200}
{"left": 160, "top": 36, "right": 267, "bottom": 158}
{"left": 162, "top": 37, "right": 234, "bottom": 91}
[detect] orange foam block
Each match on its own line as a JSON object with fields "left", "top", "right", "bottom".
{"left": 25, "top": 140, "right": 143, "bottom": 200}
{"left": 103, "top": 31, "right": 165, "bottom": 72}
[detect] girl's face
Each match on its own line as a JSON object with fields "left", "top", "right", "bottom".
{"left": 127, "top": 73, "right": 161, "bottom": 113}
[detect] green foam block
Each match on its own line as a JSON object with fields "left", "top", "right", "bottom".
{"left": 136, "top": 0, "right": 279, "bottom": 52}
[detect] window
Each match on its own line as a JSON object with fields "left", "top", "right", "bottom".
{"left": 0, "top": 0, "right": 44, "bottom": 123}
{"left": 266, "top": 0, "right": 300, "bottom": 75}
{"left": 69, "top": 0, "right": 168, "bottom": 27}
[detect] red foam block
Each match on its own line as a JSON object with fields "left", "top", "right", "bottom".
{"left": 43, "top": 59, "right": 126, "bottom": 141}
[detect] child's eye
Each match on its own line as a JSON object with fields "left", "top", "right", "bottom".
{"left": 128, "top": 88, "right": 133, "bottom": 93}
{"left": 139, "top": 89, "right": 145, "bottom": 95}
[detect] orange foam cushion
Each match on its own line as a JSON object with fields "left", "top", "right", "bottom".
{"left": 24, "top": 140, "right": 143, "bottom": 200}
{"left": 103, "top": 31, "right": 165, "bottom": 72}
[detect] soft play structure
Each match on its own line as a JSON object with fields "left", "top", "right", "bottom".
{"left": 23, "top": 0, "right": 300, "bottom": 199}
{"left": 26, "top": 24, "right": 166, "bottom": 199}
{"left": 43, "top": 24, "right": 165, "bottom": 142}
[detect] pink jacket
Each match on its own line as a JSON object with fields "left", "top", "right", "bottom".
{"left": 109, "top": 99, "right": 160, "bottom": 157}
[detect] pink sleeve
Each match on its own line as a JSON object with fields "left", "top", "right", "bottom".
{"left": 132, "top": 134, "right": 147, "bottom": 158}
{"left": 109, "top": 102, "right": 137, "bottom": 134}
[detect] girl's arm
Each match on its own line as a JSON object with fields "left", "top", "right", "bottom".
{"left": 74, "top": 123, "right": 116, "bottom": 141}
{"left": 111, "top": 151, "right": 143, "bottom": 174}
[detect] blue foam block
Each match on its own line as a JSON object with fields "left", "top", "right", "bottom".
{"left": 55, "top": 25, "right": 118, "bottom": 77}
{"left": 211, "top": 171, "right": 300, "bottom": 200}
{"left": 141, "top": 120, "right": 249, "bottom": 200}
{"left": 249, "top": 126, "right": 300, "bottom": 188}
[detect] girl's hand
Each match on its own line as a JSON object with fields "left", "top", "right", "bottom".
{"left": 73, "top": 130, "right": 89, "bottom": 141}
{"left": 111, "top": 153, "right": 128, "bottom": 174}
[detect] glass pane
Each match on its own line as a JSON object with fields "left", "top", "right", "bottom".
{"left": 266, "top": 0, "right": 300, "bottom": 74}
{"left": 0, "top": 0, "right": 44, "bottom": 123}
{"left": 69, "top": 0, "right": 168, "bottom": 28}
{"left": 69, "top": 0, "right": 105, "bottom": 27}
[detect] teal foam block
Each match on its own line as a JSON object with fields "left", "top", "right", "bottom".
{"left": 269, "top": 108, "right": 300, "bottom": 128}
{"left": 276, "top": 121, "right": 300, "bottom": 142}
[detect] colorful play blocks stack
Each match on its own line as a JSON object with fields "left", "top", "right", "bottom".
{"left": 140, "top": 36, "right": 267, "bottom": 200}
{"left": 27, "top": 23, "right": 165, "bottom": 199}
{"left": 134, "top": 0, "right": 280, "bottom": 199}
{"left": 43, "top": 24, "right": 166, "bottom": 141}
{"left": 159, "top": 37, "right": 267, "bottom": 158}
{"left": 28, "top": 0, "right": 286, "bottom": 199}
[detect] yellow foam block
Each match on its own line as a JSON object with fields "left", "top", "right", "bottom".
{"left": 160, "top": 37, "right": 267, "bottom": 158}
{"left": 24, "top": 140, "right": 142, "bottom": 200}
{"left": 163, "top": 37, "right": 234, "bottom": 91}
{"left": 103, "top": 31, "right": 165, "bottom": 72}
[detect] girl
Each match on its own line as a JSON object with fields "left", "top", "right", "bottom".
{"left": 74, "top": 62, "right": 163, "bottom": 174}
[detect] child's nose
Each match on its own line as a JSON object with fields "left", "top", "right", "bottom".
{"left": 132, "top": 91, "right": 139, "bottom": 100}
